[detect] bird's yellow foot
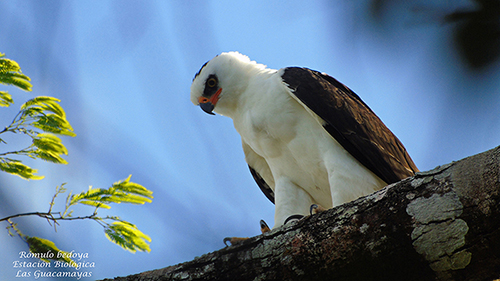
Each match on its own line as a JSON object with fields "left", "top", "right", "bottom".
{"left": 310, "top": 204, "right": 327, "bottom": 215}
{"left": 223, "top": 219, "right": 270, "bottom": 246}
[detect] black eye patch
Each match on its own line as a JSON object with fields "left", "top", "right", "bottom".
{"left": 203, "top": 74, "right": 219, "bottom": 97}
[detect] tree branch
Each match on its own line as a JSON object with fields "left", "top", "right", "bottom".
{"left": 103, "top": 146, "right": 500, "bottom": 281}
{"left": 0, "top": 211, "right": 97, "bottom": 223}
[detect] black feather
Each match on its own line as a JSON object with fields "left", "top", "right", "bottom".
{"left": 281, "top": 67, "right": 418, "bottom": 185}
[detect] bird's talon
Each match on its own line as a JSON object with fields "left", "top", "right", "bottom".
{"left": 284, "top": 214, "right": 304, "bottom": 225}
{"left": 223, "top": 237, "right": 232, "bottom": 246}
{"left": 223, "top": 237, "right": 249, "bottom": 246}
{"left": 310, "top": 203, "right": 327, "bottom": 215}
{"left": 260, "top": 219, "right": 271, "bottom": 233}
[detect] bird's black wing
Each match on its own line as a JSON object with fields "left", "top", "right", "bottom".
{"left": 282, "top": 67, "right": 418, "bottom": 184}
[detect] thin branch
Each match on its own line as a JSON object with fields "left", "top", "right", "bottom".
{"left": 0, "top": 211, "right": 97, "bottom": 223}
{"left": 0, "top": 111, "right": 22, "bottom": 135}
{"left": 6, "top": 219, "right": 26, "bottom": 241}
{"left": 0, "top": 211, "right": 50, "bottom": 222}
{"left": 0, "top": 147, "right": 35, "bottom": 157}
{"left": 47, "top": 184, "right": 66, "bottom": 231}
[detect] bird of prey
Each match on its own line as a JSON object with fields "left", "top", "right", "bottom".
{"left": 190, "top": 52, "right": 418, "bottom": 229}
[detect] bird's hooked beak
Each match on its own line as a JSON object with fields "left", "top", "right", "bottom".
{"left": 198, "top": 88, "right": 222, "bottom": 115}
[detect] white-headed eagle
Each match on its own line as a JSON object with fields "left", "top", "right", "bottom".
{"left": 191, "top": 52, "right": 418, "bottom": 232}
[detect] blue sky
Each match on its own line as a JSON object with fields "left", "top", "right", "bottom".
{"left": 1, "top": 1, "right": 499, "bottom": 280}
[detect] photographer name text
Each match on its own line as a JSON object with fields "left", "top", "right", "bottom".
{"left": 13, "top": 251, "right": 94, "bottom": 279}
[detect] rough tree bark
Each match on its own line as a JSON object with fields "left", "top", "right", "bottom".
{"left": 103, "top": 146, "right": 500, "bottom": 281}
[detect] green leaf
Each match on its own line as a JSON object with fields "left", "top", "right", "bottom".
{"left": 77, "top": 198, "right": 111, "bottom": 209}
{"left": 32, "top": 150, "right": 68, "bottom": 165}
{"left": 69, "top": 175, "right": 153, "bottom": 208}
{"left": 32, "top": 114, "right": 76, "bottom": 137}
{"left": 104, "top": 221, "right": 151, "bottom": 253}
{"left": 111, "top": 175, "right": 154, "bottom": 202}
{"left": 33, "top": 133, "right": 67, "bottom": 152}
{"left": 20, "top": 96, "right": 76, "bottom": 137}
{"left": 0, "top": 90, "right": 13, "bottom": 107}
{"left": 0, "top": 158, "right": 44, "bottom": 180}
{"left": 69, "top": 187, "right": 113, "bottom": 209}
{"left": 26, "top": 236, "right": 77, "bottom": 267}
{"left": 0, "top": 57, "right": 32, "bottom": 91}
{"left": 21, "top": 96, "right": 65, "bottom": 117}
{"left": 32, "top": 133, "right": 68, "bottom": 164}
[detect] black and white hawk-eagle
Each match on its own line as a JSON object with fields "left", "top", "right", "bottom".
{"left": 191, "top": 52, "right": 418, "bottom": 229}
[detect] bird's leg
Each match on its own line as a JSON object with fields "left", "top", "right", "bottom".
{"left": 274, "top": 177, "right": 314, "bottom": 226}
{"left": 223, "top": 219, "right": 271, "bottom": 246}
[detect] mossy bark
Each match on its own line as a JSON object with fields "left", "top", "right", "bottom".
{"left": 103, "top": 146, "right": 500, "bottom": 281}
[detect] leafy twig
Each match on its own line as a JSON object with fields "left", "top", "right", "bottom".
{"left": 1, "top": 175, "right": 153, "bottom": 253}
{"left": 1, "top": 52, "right": 153, "bottom": 264}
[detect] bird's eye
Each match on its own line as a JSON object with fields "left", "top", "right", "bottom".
{"left": 207, "top": 77, "right": 217, "bottom": 88}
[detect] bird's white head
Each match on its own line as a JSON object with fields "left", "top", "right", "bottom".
{"left": 190, "top": 52, "right": 269, "bottom": 116}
